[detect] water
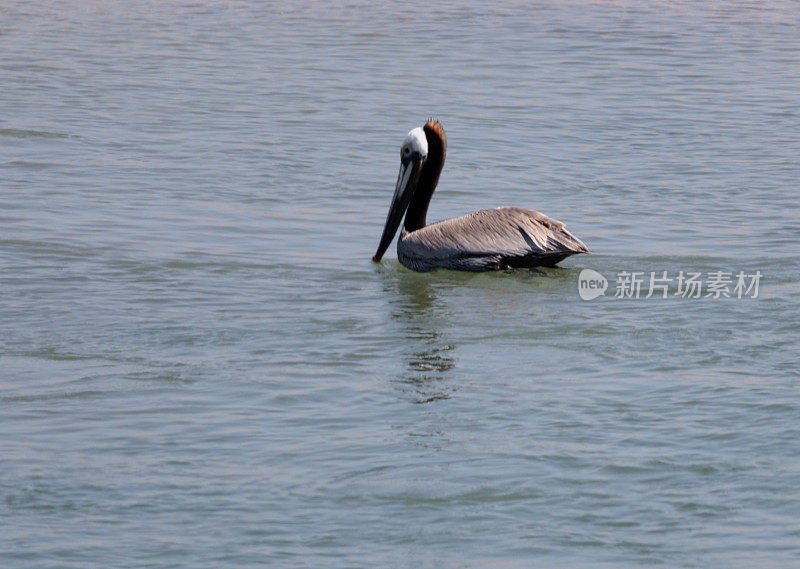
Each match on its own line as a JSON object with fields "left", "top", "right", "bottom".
{"left": 2, "top": 1, "right": 799, "bottom": 567}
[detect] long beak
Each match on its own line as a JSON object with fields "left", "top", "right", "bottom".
{"left": 373, "top": 154, "right": 423, "bottom": 262}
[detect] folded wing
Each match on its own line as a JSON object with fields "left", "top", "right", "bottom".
{"left": 398, "top": 207, "right": 589, "bottom": 271}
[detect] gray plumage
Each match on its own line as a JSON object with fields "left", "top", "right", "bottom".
{"left": 398, "top": 206, "right": 589, "bottom": 272}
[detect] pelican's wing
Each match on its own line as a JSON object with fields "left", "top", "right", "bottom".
{"left": 399, "top": 207, "right": 589, "bottom": 271}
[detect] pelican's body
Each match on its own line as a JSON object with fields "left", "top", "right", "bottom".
{"left": 373, "top": 120, "right": 588, "bottom": 272}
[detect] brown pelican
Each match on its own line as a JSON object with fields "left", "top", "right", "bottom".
{"left": 372, "top": 119, "right": 589, "bottom": 272}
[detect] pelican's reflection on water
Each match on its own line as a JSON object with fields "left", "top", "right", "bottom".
{"left": 380, "top": 266, "right": 562, "bottom": 404}
{"left": 384, "top": 269, "right": 459, "bottom": 404}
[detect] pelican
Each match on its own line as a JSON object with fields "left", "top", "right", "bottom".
{"left": 372, "top": 119, "right": 589, "bottom": 272}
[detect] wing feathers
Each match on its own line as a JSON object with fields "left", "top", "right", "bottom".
{"left": 398, "top": 207, "right": 588, "bottom": 271}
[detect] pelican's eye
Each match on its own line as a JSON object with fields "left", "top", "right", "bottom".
{"left": 402, "top": 145, "right": 411, "bottom": 158}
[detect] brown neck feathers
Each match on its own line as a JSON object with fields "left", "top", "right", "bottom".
{"left": 404, "top": 119, "right": 447, "bottom": 232}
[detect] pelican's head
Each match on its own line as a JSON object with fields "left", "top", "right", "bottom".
{"left": 372, "top": 127, "right": 428, "bottom": 262}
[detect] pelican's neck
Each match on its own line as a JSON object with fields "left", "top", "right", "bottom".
{"left": 404, "top": 120, "right": 446, "bottom": 233}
